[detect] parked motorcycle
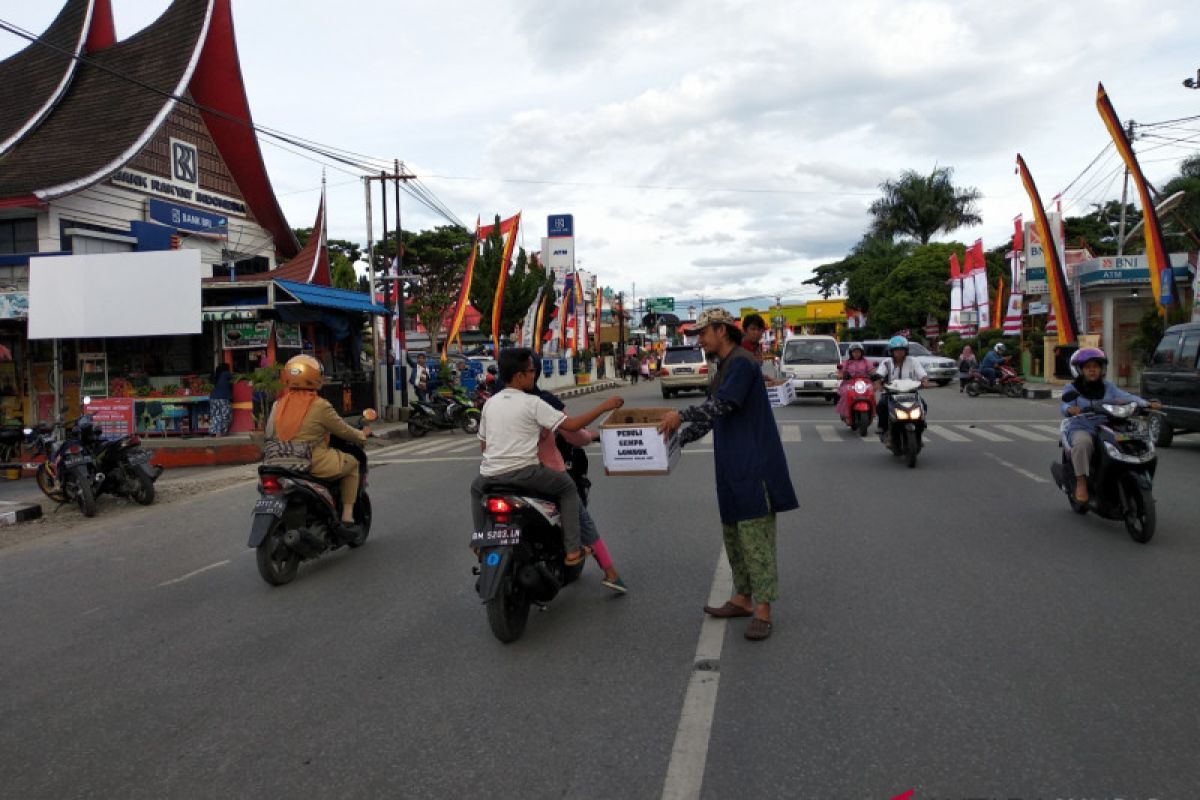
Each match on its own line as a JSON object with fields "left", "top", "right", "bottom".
{"left": 25, "top": 413, "right": 98, "bottom": 517}
{"left": 471, "top": 486, "right": 584, "bottom": 643}
{"left": 1050, "top": 400, "right": 1157, "bottom": 543}
{"left": 965, "top": 362, "right": 1025, "bottom": 398}
{"left": 248, "top": 409, "right": 376, "bottom": 586}
{"left": 77, "top": 397, "right": 161, "bottom": 506}
{"left": 408, "top": 387, "right": 480, "bottom": 437}
{"left": 837, "top": 375, "right": 875, "bottom": 436}
{"left": 880, "top": 379, "right": 926, "bottom": 468}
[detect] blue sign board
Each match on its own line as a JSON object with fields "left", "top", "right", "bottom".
{"left": 147, "top": 198, "right": 229, "bottom": 235}
{"left": 547, "top": 214, "right": 574, "bottom": 238}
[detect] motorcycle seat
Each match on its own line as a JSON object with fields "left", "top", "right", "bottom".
{"left": 485, "top": 484, "right": 560, "bottom": 505}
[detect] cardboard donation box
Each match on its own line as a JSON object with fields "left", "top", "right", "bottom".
{"left": 600, "top": 407, "right": 681, "bottom": 476}
{"left": 767, "top": 379, "right": 795, "bottom": 408}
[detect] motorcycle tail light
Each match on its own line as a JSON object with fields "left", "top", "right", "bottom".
{"left": 66, "top": 443, "right": 83, "bottom": 455}
{"left": 128, "top": 435, "right": 141, "bottom": 446}
{"left": 260, "top": 475, "right": 284, "bottom": 495}
{"left": 487, "top": 497, "right": 512, "bottom": 514}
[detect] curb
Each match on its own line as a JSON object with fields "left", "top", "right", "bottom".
{"left": 0, "top": 501, "right": 43, "bottom": 527}
{"left": 1024, "top": 386, "right": 1053, "bottom": 400}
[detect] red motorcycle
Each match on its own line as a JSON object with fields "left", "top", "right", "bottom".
{"left": 966, "top": 362, "right": 1024, "bottom": 398}
{"left": 837, "top": 374, "right": 875, "bottom": 436}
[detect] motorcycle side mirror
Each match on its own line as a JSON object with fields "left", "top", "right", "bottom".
{"left": 83, "top": 395, "right": 92, "bottom": 406}
{"left": 361, "top": 408, "right": 378, "bottom": 422}
{"left": 23, "top": 427, "right": 33, "bottom": 436}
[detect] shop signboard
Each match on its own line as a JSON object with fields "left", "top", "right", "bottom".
{"left": 87, "top": 398, "right": 135, "bottom": 437}
{"left": 0, "top": 291, "right": 28, "bottom": 319}
{"left": 222, "top": 321, "right": 272, "bottom": 349}
{"left": 547, "top": 214, "right": 574, "bottom": 238}
{"left": 647, "top": 297, "right": 675, "bottom": 313}
{"left": 147, "top": 198, "right": 229, "bottom": 235}
{"left": 275, "top": 323, "right": 302, "bottom": 349}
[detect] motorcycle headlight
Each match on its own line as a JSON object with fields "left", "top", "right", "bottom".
{"left": 895, "top": 409, "right": 910, "bottom": 420}
{"left": 1101, "top": 403, "right": 1136, "bottom": 419}
{"left": 909, "top": 406, "right": 922, "bottom": 419}
{"left": 852, "top": 379, "right": 868, "bottom": 394}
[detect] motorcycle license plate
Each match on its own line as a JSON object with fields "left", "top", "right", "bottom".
{"left": 63, "top": 455, "right": 92, "bottom": 468}
{"left": 804, "top": 381, "right": 821, "bottom": 389}
{"left": 471, "top": 526, "right": 521, "bottom": 548}
{"left": 127, "top": 449, "right": 152, "bottom": 465}
{"left": 253, "top": 496, "right": 285, "bottom": 517}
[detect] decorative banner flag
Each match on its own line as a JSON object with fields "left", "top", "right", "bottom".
{"left": 558, "top": 274, "right": 572, "bottom": 351}
{"left": 520, "top": 286, "right": 544, "bottom": 349}
{"left": 1096, "top": 82, "right": 1176, "bottom": 313}
{"left": 1017, "top": 154, "right": 1078, "bottom": 343}
{"left": 1002, "top": 223, "right": 1024, "bottom": 336}
{"left": 575, "top": 273, "right": 587, "bottom": 354}
{"left": 993, "top": 276, "right": 1005, "bottom": 331}
{"left": 595, "top": 287, "right": 603, "bottom": 352}
{"left": 923, "top": 314, "right": 940, "bottom": 340}
{"left": 490, "top": 212, "right": 522, "bottom": 353}
{"left": 960, "top": 248, "right": 977, "bottom": 332}
{"left": 1046, "top": 304, "right": 1058, "bottom": 337}
{"left": 970, "top": 239, "right": 991, "bottom": 330}
{"left": 533, "top": 290, "right": 549, "bottom": 354}
{"left": 442, "top": 218, "right": 481, "bottom": 362}
{"left": 948, "top": 253, "right": 965, "bottom": 333}
{"left": 1013, "top": 214, "right": 1024, "bottom": 254}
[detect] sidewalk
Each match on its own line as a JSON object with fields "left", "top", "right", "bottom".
{"left": 0, "top": 379, "right": 626, "bottom": 525}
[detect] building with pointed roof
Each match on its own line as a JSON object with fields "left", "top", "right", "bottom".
{"left": 0, "top": 0, "right": 383, "bottom": 428}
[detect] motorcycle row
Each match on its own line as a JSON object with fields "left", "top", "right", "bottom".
{"left": 25, "top": 395, "right": 162, "bottom": 517}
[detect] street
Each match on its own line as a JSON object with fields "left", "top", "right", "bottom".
{"left": 2, "top": 379, "right": 1198, "bottom": 799}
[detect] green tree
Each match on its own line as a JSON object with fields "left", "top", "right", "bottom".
{"left": 1161, "top": 154, "right": 1200, "bottom": 252}
{"left": 868, "top": 166, "right": 982, "bottom": 244}
{"left": 398, "top": 225, "right": 475, "bottom": 353}
{"left": 468, "top": 215, "right": 551, "bottom": 341}
{"left": 835, "top": 235, "right": 914, "bottom": 317}
{"left": 1062, "top": 200, "right": 1138, "bottom": 255}
{"left": 867, "top": 242, "right": 965, "bottom": 335}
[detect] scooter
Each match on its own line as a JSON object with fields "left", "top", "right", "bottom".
{"left": 880, "top": 379, "right": 926, "bottom": 468}
{"left": 408, "top": 387, "right": 480, "bottom": 437}
{"left": 77, "top": 396, "right": 162, "bottom": 506}
{"left": 471, "top": 486, "right": 584, "bottom": 643}
{"left": 1050, "top": 400, "right": 1157, "bottom": 543}
{"left": 837, "top": 375, "right": 875, "bottom": 436}
{"left": 966, "top": 362, "right": 1024, "bottom": 398}
{"left": 248, "top": 409, "right": 376, "bottom": 586}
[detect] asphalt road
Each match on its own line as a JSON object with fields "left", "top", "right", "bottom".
{"left": 1, "top": 378, "right": 1197, "bottom": 799}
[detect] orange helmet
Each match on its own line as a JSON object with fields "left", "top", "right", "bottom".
{"left": 282, "top": 355, "right": 323, "bottom": 390}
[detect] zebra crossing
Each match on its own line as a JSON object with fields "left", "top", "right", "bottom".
{"left": 368, "top": 418, "right": 1063, "bottom": 464}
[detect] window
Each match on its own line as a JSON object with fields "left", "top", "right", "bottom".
{"left": 0, "top": 219, "right": 37, "bottom": 254}
{"left": 1150, "top": 334, "right": 1179, "bottom": 366}
{"left": 664, "top": 347, "right": 702, "bottom": 365}
{"left": 1178, "top": 333, "right": 1200, "bottom": 369}
{"left": 906, "top": 342, "right": 932, "bottom": 356}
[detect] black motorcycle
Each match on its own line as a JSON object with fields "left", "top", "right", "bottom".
{"left": 1050, "top": 399, "right": 1157, "bottom": 543}
{"left": 77, "top": 399, "right": 161, "bottom": 506}
{"left": 26, "top": 415, "right": 98, "bottom": 517}
{"left": 408, "top": 388, "right": 480, "bottom": 438}
{"left": 880, "top": 379, "right": 926, "bottom": 468}
{"left": 472, "top": 486, "right": 584, "bottom": 643}
{"left": 248, "top": 410, "right": 376, "bottom": 585}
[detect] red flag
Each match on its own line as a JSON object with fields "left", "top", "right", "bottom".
{"left": 1013, "top": 214, "right": 1024, "bottom": 252}
{"left": 950, "top": 252, "right": 961, "bottom": 279}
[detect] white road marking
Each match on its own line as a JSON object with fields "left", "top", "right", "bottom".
{"left": 662, "top": 549, "right": 732, "bottom": 800}
{"left": 984, "top": 452, "right": 1049, "bottom": 483}
{"left": 682, "top": 449, "right": 714, "bottom": 455}
{"left": 779, "top": 424, "right": 801, "bottom": 442}
{"left": 406, "top": 439, "right": 468, "bottom": 455}
{"left": 158, "top": 560, "right": 231, "bottom": 588}
{"left": 955, "top": 425, "right": 1011, "bottom": 442}
{"left": 373, "top": 456, "right": 479, "bottom": 465}
{"left": 1032, "top": 423, "right": 1065, "bottom": 437}
{"left": 994, "top": 424, "right": 1054, "bottom": 442}
{"left": 816, "top": 424, "right": 840, "bottom": 442}
{"left": 925, "top": 424, "right": 971, "bottom": 442}
{"left": 447, "top": 439, "right": 483, "bottom": 453}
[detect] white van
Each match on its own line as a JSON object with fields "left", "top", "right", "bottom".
{"left": 780, "top": 335, "right": 842, "bottom": 401}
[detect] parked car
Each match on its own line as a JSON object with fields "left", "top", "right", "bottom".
{"left": 660, "top": 346, "right": 711, "bottom": 398}
{"left": 780, "top": 335, "right": 842, "bottom": 401}
{"left": 1141, "top": 321, "right": 1200, "bottom": 446}
{"left": 860, "top": 340, "right": 958, "bottom": 386}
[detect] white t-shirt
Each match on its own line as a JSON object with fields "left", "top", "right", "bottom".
{"left": 478, "top": 388, "right": 567, "bottom": 477}
{"left": 875, "top": 356, "right": 927, "bottom": 383}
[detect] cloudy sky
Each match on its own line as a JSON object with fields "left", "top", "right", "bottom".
{"left": 4, "top": 0, "right": 1199, "bottom": 308}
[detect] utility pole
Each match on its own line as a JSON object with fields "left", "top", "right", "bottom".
{"left": 393, "top": 159, "right": 408, "bottom": 409}
{"left": 378, "top": 171, "right": 393, "bottom": 409}
{"left": 1116, "top": 119, "right": 1134, "bottom": 256}
{"left": 616, "top": 291, "right": 625, "bottom": 371}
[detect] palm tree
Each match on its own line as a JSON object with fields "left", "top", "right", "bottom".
{"left": 868, "top": 166, "right": 983, "bottom": 244}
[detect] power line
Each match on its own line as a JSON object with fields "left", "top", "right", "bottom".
{"left": 422, "top": 173, "right": 879, "bottom": 197}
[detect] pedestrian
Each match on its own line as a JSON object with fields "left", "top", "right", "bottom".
{"left": 640, "top": 357, "right": 650, "bottom": 381}
{"left": 957, "top": 345, "right": 977, "bottom": 392}
{"left": 741, "top": 313, "right": 766, "bottom": 358}
{"left": 411, "top": 353, "right": 430, "bottom": 402}
{"left": 658, "top": 308, "right": 798, "bottom": 641}
{"left": 208, "top": 363, "right": 233, "bottom": 436}
{"left": 628, "top": 355, "right": 640, "bottom": 384}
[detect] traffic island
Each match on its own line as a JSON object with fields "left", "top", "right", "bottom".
{"left": 1024, "top": 386, "right": 1053, "bottom": 400}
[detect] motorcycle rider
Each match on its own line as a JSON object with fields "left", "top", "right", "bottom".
{"left": 872, "top": 335, "right": 929, "bottom": 445}
{"left": 1061, "top": 348, "right": 1160, "bottom": 504}
{"left": 836, "top": 342, "right": 872, "bottom": 422}
{"left": 979, "top": 342, "right": 1008, "bottom": 386}
{"left": 265, "top": 355, "right": 370, "bottom": 538}
{"left": 471, "top": 347, "right": 624, "bottom": 567}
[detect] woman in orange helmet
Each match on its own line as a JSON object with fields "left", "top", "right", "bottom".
{"left": 266, "top": 355, "right": 370, "bottom": 537}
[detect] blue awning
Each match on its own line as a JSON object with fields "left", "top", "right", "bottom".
{"left": 274, "top": 279, "right": 390, "bottom": 315}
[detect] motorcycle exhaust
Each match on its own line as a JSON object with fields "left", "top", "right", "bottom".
{"left": 282, "top": 527, "right": 325, "bottom": 558}
{"left": 526, "top": 562, "right": 562, "bottom": 604}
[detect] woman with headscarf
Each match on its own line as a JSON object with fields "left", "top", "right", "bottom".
{"left": 957, "top": 345, "right": 978, "bottom": 393}
{"left": 209, "top": 363, "right": 233, "bottom": 436}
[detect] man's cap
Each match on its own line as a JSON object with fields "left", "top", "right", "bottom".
{"left": 694, "top": 307, "right": 738, "bottom": 330}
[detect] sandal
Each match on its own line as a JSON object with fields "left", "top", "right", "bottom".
{"left": 744, "top": 618, "right": 773, "bottom": 641}
{"left": 703, "top": 601, "right": 753, "bottom": 619}
{"left": 564, "top": 546, "right": 592, "bottom": 567}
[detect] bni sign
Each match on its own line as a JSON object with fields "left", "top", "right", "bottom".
{"left": 548, "top": 214, "right": 574, "bottom": 238}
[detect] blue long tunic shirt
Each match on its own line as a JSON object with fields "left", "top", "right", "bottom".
{"left": 710, "top": 350, "right": 799, "bottom": 524}
{"left": 1060, "top": 381, "right": 1147, "bottom": 438}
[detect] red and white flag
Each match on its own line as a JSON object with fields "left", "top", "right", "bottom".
{"left": 970, "top": 239, "right": 990, "bottom": 330}
{"left": 948, "top": 253, "right": 965, "bottom": 333}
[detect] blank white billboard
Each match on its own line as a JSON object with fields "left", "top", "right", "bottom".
{"left": 28, "top": 250, "right": 203, "bottom": 339}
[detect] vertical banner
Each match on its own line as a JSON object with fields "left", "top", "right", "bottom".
{"left": 442, "top": 218, "right": 480, "bottom": 361}
{"left": 1002, "top": 219, "right": 1024, "bottom": 336}
{"left": 961, "top": 248, "right": 977, "bottom": 332}
{"left": 575, "top": 273, "right": 587, "bottom": 353}
{"left": 595, "top": 287, "right": 603, "bottom": 352}
{"left": 1017, "top": 154, "right": 1077, "bottom": 343}
{"left": 558, "top": 274, "right": 572, "bottom": 352}
{"left": 491, "top": 212, "right": 522, "bottom": 353}
{"left": 533, "top": 290, "right": 549, "bottom": 354}
{"left": 971, "top": 240, "right": 991, "bottom": 330}
{"left": 520, "top": 287, "right": 543, "bottom": 349}
{"left": 949, "top": 253, "right": 964, "bottom": 333}
{"left": 1096, "top": 82, "right": 1176, "bottom": 313}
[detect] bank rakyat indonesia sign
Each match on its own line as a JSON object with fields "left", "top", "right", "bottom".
{"left": 112, "top": 168, "right": 248, "bottom": 217}
{"left": 147, "top": 198, "right": 229, "bottom": 235}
